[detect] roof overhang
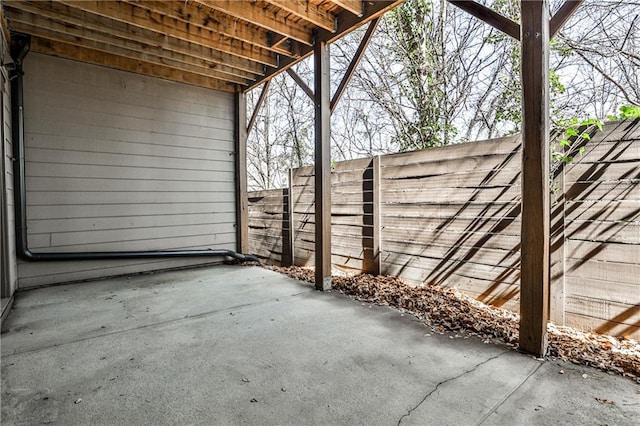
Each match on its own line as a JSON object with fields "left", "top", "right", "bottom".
{"left": 2, "top": 0, "right": 404, "bottom": 93}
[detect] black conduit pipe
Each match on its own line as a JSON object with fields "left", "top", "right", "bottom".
{"left": 9, "top": 33, "right": 259, "bottom": 264}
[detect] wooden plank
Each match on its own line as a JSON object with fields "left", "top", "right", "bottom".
{"left": 519, "top": 0, "right": 550, "bottom": 356}
{"left": 6, "top": 0, "right": 269, "bottom": 74}
{"left": 566, "top": 240, "right": 640, "bottom": 264}
{"left": 382, "top": 214, "right": 521, "bottom": 231}
{"left": 197, "top": 0, "right": 313, "bottom": 45}
{"left": 564, "top": 162, "right": 639, "bottom": 183}
{"left": 381, "top": 230, "right": 521, "bottom": 253}
{"left": 30, "top": 38, "right": 234, "bottom": 92}
{"left": 246, "top": 0, "right": 403, "bottom": 90}
{"left": 565, "top": 258, "right": 640, "bottom": 285}
{"left": 382, "top": 242, "right": 520, "bottom": 270}
{"left": 379, "top": 169, "right": 521, "bottom": 190}
{"left": 331, "top": 18, "right": 379, "bottom": 113}
{"left": 264, "top": 0, "right": 336, "bottom": 31}
{"left": 362, "top": 156, "right": 381, "bottom": 274}
{"left": 382, "top": 186, "right": 521, "bottom": 204}
{"left": 121, "top": 0, "right": 284, "bottom": 55}
{"left": 329, "top": 0, "right": 363, "bottom": 16}
{"left": 314, "top": 40, "right": 331, "bottom": 290}
{"left": 564, "top": 312, "right": 639, "bottom": 339}
{"left": 565, "top": 276, "right": 639, "bottom": 306}
{"left": 247, "top": 80, "right": 272, "bottom": 135}
{"left": 235, "top": 92, "right": 249, "bottom": 254}
{"left": 576, "top": 139, "right": 640, "bottom": 164}
{"left": 53, "top": 0, "right": 275, "bottom": 69}
{"left": 550, "top": 160, "right": 566, "bottom": 325}
{"left": 283, "top": 169, "right": 295, "bottom": 266}
{"left": 564, "top": 296, "right": 639, "bottom": 330}
{"left": 448, "top": 1, "right": 520, "bottom": 40}
{"left": 381, "top": 154, "right": 521, "bottom": 180}
{"left": 550, "top": 1, "right": 584, "bottom": 38}
{"left": 381, "top": 200, "right": 521, "bottom": 220}
{"left": 286, "top": 68, "right": 315, "bottom": 101}
{"left": 565, "top": 201, "right": 640, "bottom": 224}
{"left": 565, "top": 221, "right": 640, "bottom": 245}
{"left": 564, "top": 181, "right": 640, "bottom": 202}
{"left": 8, "top": 18, "right": 251, "bottom": 85}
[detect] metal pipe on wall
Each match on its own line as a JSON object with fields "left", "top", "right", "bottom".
{"left": 8, "top": 32, "right": 259, "bottom": 264}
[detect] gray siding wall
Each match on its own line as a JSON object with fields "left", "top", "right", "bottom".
{"left": 18, "top": 54, "right": 236, "bottom": 288}
{"left": 1, "top": 35, "right": 17, "bottom": 297}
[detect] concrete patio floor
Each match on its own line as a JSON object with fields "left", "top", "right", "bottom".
{"left": 1, "top": 265, "right": 639, "bottom": 425}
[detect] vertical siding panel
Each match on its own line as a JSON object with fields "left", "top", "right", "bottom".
{"left": 17, "top": 54, "right": 236, "bottom": 288}
{"left": 1, "top": 34, "right": 18, "bottom": 300}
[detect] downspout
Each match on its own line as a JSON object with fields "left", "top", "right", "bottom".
{"left": 9, "top": 33, "right": 258, "bottom": 264}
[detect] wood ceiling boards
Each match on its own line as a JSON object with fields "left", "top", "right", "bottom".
{"left": 2, "top": 0, "right": 404, "bottom": 92}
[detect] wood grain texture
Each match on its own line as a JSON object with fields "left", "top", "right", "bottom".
{"left": 247, "top": 118, "right": 638, "bottom": 339}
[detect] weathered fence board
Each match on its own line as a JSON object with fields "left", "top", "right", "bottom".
{"left": 248, "top": 120, "right": 640, "bottom": 338}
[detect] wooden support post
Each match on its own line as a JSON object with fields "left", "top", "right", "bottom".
{"left": 286, "top": 68, "right": 315, "bottom": 101}
{"left": 330, "top": 18, "right": 379, "bottom": 114}
{"left": 282, "top": 168, "right": 295, "bottom": 267}
{"left": 448, "top": 1, "right": 521, "bottom": 41}
{"left": 519, "top": 0, "right": 550, "bottom": 356}
{"left": 549, "top": 152, "right": 566, "bottom": 326}
{"left": 362, "top": 156, "right": 381, "bottom": 274}
{"left": 247, "top": 79, "right": 271, "bottom": 136}
{"left": 235, "top": 91, "right": 249, "bottom": 254}
{"left": 550, "top": 1, "right": 583, "bottom": 38}
{"left": 314, "top": 40, "right": 332, "bottom": 291}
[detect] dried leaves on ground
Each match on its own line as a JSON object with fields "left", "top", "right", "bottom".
{"left": 262, "top": 265, "right": 640, "bottom": 381}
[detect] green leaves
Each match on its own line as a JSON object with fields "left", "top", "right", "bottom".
{"left": 618, "top": 105, "right": 640, "bottom": 119}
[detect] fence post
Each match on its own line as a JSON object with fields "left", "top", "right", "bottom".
{"left": 549, "top": 146, "right": 566, "bottom": 325}
{"left": 362, "top": 156, "right": 381, "bottom": 275}
{"left": 282, "top": 168, "right": 295, "bottom": 267}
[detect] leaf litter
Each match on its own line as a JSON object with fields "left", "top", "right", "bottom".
{"left": 261, "top": 265, "right": 640, "bottom": 381}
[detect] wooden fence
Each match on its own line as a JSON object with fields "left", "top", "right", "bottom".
{"left": 248, "top": 119, "right": 640, "bottom": 338}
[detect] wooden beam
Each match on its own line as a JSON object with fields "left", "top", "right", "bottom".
{"left": 330, "top": 0, "right": 364, "bottom": 17}
{"left": 235, "top": 91, "right": 250, "bottom": 254}
{"left": 362, "top": 156, "right": 381, "bottom": 275}
{"left": 264, "top": 0, "right": 336, "bottom": 32}
{"left": 314, "top": 40, "right": 332, "bottom": 291}
{"left": 247, "top": 79, "right": 272, "bottom": 135}
{"left": 286, "top": 68, "right": 315, "bottom": 101}
{"left": 123, "top": 0, "right": 291, "bottom": 56}
{"left": 196, "top": 0, "right": 314, "bottom": 45}
{"left": 519, "top": 0, "right": 550, "bottom": 357}
{"left": 6, "top": 0, "right": 264, "bottom": 77}
{"left": 284, "top": 168, "right": 295, "bottom": 267}
{"left": 330, "top": 17, "right": 379, "bottom": 113}
{"left": 29, "top": 37, "right": 234, "bottom": 92}
{"left": 448, "top": 1, "right": 520, "bottom": 41}
{"left": 247, "top": 0, "right": 403, "bottom": 91}
{"left": 550, "top": 1, "right": 583, "bottom": 38}
{"left": 56, "top": 0, "right": 277, "bottom": 68}
{"left": 8, "top": 16, "right": 251, "bottom": 85}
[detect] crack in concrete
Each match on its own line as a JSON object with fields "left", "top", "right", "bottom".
{"left": 397, "top": 350, "right": 510, "bottom": 425}
{"left": 475, "top": 360, "right": 543, "bottom": 425}
{"left": 4, "top": 290, "right": 312, "bottom": 357}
